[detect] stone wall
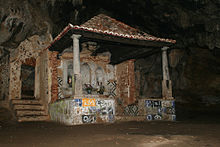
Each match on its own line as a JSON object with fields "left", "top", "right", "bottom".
{"left": 54, "top": 45, "right": 116, "bottom": 101}
{"left": 8, "top": 34, "right": 52, "bottom": 100}
{"left": 35, "top": 50, "right": 50, "bottom": 110}
{"left": 116, "top": 59, "right": 136, "bottom": 106}
{"left": 49, "top": 97, "right": 115, "bottom": 125}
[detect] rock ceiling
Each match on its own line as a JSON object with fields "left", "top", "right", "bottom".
{"left": 0, "top": 0, "right": 220, "bottom": 54}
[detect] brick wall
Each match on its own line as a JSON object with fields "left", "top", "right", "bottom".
{"left": 48, "top": 51, "right": 59, "bottom": 103}
{"left": 116, "top": 59, "right": 136, "bottom": 106}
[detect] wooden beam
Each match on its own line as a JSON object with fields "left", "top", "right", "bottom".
{"left": 71, "top": 29, "right": 172, "bottom": 48}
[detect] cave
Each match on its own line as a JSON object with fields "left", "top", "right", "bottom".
{"left": 0, "top": 0, "right": 220, "bottom": 146}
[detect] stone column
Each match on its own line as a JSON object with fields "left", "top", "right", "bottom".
{"left": 161, "top": 46, "right": 172, "bottom": 98}
{"left": 71, "top": 34, "right": 82, "bottom": 96}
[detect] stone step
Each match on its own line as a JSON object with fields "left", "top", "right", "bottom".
{"left": 21, "top": 95, "right": 35, "bottom": 99}
{"left": 13, "top": 105, "right": 44, "bottom": 110}
{"left": 11, "top": 99, "right": 41, "bottom": 105}
{"left": 18, "top": 115, "right": 49, "bottom": 122}
{"left": 16, "top": 110, "right": 47, "bottom": 117}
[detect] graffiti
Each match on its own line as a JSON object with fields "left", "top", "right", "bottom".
{"left": 49, "top": 98, "right": 115, "bottom": 125}
{"left": 82, "top": 115, "right": 96, "bottom": 123}
{"left": 154, "top": 114, "right": 162, "bottom": 120}
{"left": 88, "top": 107, "right": 97, "bottom": 114}
{"left": 164, "top": 107, "right": 175, "bottom": 114}
{"left": 74, "top": 107, "right": 83, "bottom": 115}
{"left": 74, "top": 99, "right": 82, "bottom": 107}
{"left": 107, "top": 80, "right": 117, "bottom": 97}
{"left": 162, "top": 100, "right": 175, "bottom": 107}
{"left": 124, "top": 104, "right": 139, "bottom": 116}
{"left": 157, "top": 107, "right": 163, "bottom": 114}
{"left": 145, "top": 99, "right": 175, "bottom": 121}
{"left": 82, "top": 98, "right": 96, "bottom": 107}
{"left": 147, "top": 114, "right": 162, "bottom": 120}
{"left": 147, "top": 115, "right": 153, "bottom": 121}
{"left": 153, "top": 101, "right": 161, "bottom": 107}
{"left": 96, "top": 100, "right": 106, "bottom": 109}
{"left": 145, "top": 100, "right": 161, "bottom": 108}
{"left": 96, "top": 100, "right": 115, "bottom": 116}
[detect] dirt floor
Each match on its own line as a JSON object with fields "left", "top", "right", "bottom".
{"left": 0, "top": 116, "right": 220, "bottom": 147}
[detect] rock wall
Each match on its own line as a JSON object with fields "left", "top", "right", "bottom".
{"left": 135, "top": 48, "right": 220, "bottom": 115}
{"left": 135, "top": 53, "right": 162, "bottom": 99}
{"left": 170, "top": 48, "right": 220, "bottom": 113}
{"left": 0, "top": 50, "right": 10, "bottom": 107}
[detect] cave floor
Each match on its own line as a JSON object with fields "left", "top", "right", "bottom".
{"left": 0, "top": 118, "right": 220, "bottom": 147}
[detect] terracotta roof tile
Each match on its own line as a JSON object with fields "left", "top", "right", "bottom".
{"left": 46, "top": 14, "right": 176, "bottom": 52}
{"left": 73, "top": 14, "right": 176, "bottom": 44}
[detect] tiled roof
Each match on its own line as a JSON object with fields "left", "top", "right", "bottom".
{"left": 47, "top": 14, "right": 176, "bottom": 52}
{"left": 73, "top": 14, "right": 176, "bottom": 44}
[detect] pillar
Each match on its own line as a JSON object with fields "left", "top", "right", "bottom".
{"left": 161, "top": 46, "right": 172, "bottom": 98}
{"left": 71, "top": 34, "right": 82, "bottom": 96}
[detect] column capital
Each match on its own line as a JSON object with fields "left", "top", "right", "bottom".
{"left": 161, "top": 46, "right": 169, "bottom": 51}
{"left": 71, "top": 34, "right": 81, "bottom": 39}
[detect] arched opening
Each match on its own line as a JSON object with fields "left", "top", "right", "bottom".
{"left": 95, "top": 67, "right": 104, "bottom": 84}
{"left": 81, "top": 63, "right": 91, "bottom": 85}
{"left": 67, "top": 62, "right": 73, "bottom": 88}
{"left": 95, "top": 67, "right": 105, "bottom": 94}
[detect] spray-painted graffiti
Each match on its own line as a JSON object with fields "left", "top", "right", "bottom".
{"left": 96, "top": 100, "right": 114, "bottom": 115}
{"left": 145, "top": 99, "right": 175, "bottom": 121}
{"left": 82, "top": 115, "right": 96, "bottom": 123}
{"left": 49, "top": 98, "right": 115, "bottom": 125}
{"left": 74, "top": 99, "right": 82, "bottom": 107}
{"left": 82, "top": 98, "right": 96, "bottom": 107}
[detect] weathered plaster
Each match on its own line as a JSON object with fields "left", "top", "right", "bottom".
{"left": 54, "top": 46, "right": 116, "bottom": 101}
{"left": 9, "top": 34, "right": 52, "bottom": 100}
{"left": 116, "top": 59, "right": 136, "bottom": 106}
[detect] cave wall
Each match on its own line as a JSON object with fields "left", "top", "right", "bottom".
{"left": 171, "top": 48, "right": 220, "bottom": 112}
{"left": 0, "top": 51, "right": 10, "bottom": 108}
{"left": 1, "top": 0, "right": 220, "bottom": 114}
{"left": 135, "top": 53, "right": 163, "bottom": 99}
{"left": 135, "top": 48, "right": 220, "bottom": 113}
